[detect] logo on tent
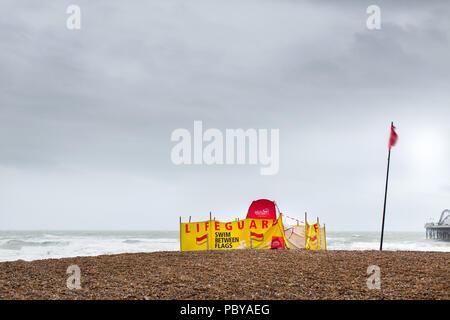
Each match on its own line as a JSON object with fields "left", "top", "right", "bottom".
{"left": 254, "top": 209, "right": 270, "bottom": 216}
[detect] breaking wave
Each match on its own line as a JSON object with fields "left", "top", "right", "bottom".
{"left": 122, "top": 240, "right": 142, "bottom": 244}
{"left": 0, "top": 231, "right": 179, "bottom": 262}
{"left": 1, "top": 240, "right": 69, "bottom": 250}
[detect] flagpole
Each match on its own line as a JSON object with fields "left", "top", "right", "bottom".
{"left": 380, "top": 122, "right": 393, "bottom": 251}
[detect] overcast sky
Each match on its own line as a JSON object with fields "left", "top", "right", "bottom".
{"left": 1, "top": 0, "right": 449, "bottom": 231}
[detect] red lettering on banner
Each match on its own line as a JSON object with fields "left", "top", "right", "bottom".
{"left": 215, "top": 221, "right": 220, "bottom": 231}
{"left": 196, "top": 224, "right": 200, "bottom": 232}
{"left": 250, "top": 220, "right": 257, "bottom": 229}
{"left": 205, "top": 222, "right": 209, "bottom": 232}
{"left": 262, "top": 220, "right": 268, "bottom": 229}
{"left": 225, "top": 222, "right": 232, "bottom": 231}
{"left": 185, "top": 224, "right": 191, "bottom": 233}
{"left": 237, "top": 221, "right": 245, "bottom": 230}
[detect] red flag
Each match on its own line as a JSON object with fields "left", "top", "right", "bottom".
{"left": 389, "top": 124, "right": 398, "bottom": 149}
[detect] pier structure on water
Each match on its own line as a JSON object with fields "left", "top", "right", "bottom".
{"left": 425, "top": 209, "right": 450, "bottom": 241}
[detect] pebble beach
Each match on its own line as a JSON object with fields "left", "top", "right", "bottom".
{"left": 0, "top": 250, "right": 448, "bottom": 300}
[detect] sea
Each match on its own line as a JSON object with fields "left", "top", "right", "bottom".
{"left": 0, "top": 231, "right": 448, "bottom": 262}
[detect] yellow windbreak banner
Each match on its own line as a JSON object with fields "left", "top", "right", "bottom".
{"left": 180, "top": 216, "right": 289, "bottom": 251}
{"left": 305, "top": 222, "right": 321, "bottom": 250}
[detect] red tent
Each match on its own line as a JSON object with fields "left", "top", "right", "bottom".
{"left": 246, "top": 199, "right": 279, "bottom": 220}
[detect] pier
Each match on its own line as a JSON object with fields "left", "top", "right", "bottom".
{"left": 425, "top": 209, "right": 450, "bottom": 241}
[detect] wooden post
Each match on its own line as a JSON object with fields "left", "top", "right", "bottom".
{"left": 323, "top": 223, "right": 327, "bottom": 250}
{"left": 209, "top": 212, "right": 212, "bottom": 220}
{"left": 304, "top": 212, "right": 308, "bottom": 249}
{"left": 249, "top": 231, "right": 252, "bottom": 249}
{"left": 317, "top": 217, "right": 319, "bottom": 224}
{"left": 206, "top": 234, "right": 209, "bottom": 250}
{"left": 179, "top": 216, "right": 182, "bottom": 251}
{"left": 189, "top": 216, "right": 191, "bottom": 223}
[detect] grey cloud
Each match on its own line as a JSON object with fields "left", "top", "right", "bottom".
{"left": 0, "top": 0, "right": 449, "bottom": 230}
